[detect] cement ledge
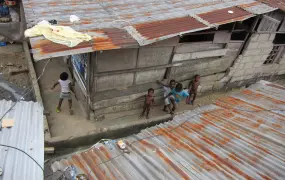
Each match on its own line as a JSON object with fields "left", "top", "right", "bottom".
{"left": 45, "top": 114, "right": 173, "bottom": 148}
{"left": 23, "top": 41, "right": 51, "bottom": 139}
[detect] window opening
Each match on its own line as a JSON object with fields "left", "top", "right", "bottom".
{"left": 264, "top": 45, "right": 284, "bottom": 64}
{"left": 179, "top": 33, "right": 214, "bottom": 43}
{"left": 273, "top": 33, "right": 285, "bottom": 44}
{"left": 231, "top": 31, "right": 247, "bottom": 41}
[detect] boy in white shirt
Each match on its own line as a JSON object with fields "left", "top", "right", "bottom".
{"left": 51, "top": 72, "right": 74, "bottom": 115}
{"left": 157, "top": 79, "right": 176, "bottom": 115}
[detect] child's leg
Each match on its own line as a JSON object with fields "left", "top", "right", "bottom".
{"left": 186, "top": 96, "right": 190, "bottom": 104}
{"left": 68, "top": 99, "right": 74, "bottom": 115}
{"left": 167, "top": 104, "right": 173, "bottom": 115}
{"left": 191, "top": 93, "right": 197, "bottom": 105}
{"left": 163, "top": 105, "right": 167, "bottom": 112}
{"left": 163, "top": 98, "right": 170, "bottom": 112}
{"left": 139, "top": 104, "right": 147, "bottom": 118}
{"left": 57, "top": 99, "right": 63, "bottom": 112}
{"left": 146, "top": 106, "right": 151, "bottom": 119}
{"left": 68, "top": 99, "right": 72, "bottom": 109}
{"left": 170, "top": 96, "right": 176, "bottom": 111}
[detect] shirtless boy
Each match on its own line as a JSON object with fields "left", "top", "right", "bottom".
{"left": 186, "top": 74, "right": 200, "bottom": 105}
{"left": 140, "top": 88, "right": 155, "bottom": 119}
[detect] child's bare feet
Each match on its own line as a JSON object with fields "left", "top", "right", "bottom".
{"left": 69, "top": 109, "right": 74, "bottom": 115}
{"left": 146, "top": 115, "right": 150, "bottom": 119}
{"left": 56, "top": 107, "right": 61, "bottom": 113}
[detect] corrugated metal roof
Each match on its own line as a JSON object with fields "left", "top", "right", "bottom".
{"left": 47, "top": 80, "right": 285, "bottom": 179}
{"left": 22, "top": 0, "right": 278, "bottom": 60}
{"left": 0, "top": 100, "right": 44, "bottom": 180}
{"left": 30, "top": 28, "right": 138, "bottom": 61}
{"left": 198, "top": 7, "right": 253, "bottom": 25}
{"left": 132, "top": 16, "right": 208, "bottom": 45}
{"left": 258, "top": 0, "right": 285, "bottom": 11}
{"left": 239, "top": 1, "right": 277, "bottom": 14}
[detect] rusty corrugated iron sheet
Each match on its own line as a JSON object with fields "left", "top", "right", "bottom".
{"left": 30, "top": 28, "right": 138, "bottom": 61}
{"left": 133, "top": 16, "right": 208, "bottom": 41}
{"left": 22, "top": 0, "right": 278, "bottom": 60}
{"left": 199, "top": 7, "right": 253, "bottom": 25}
{"left": 46, "top": 80, "right": 285, "bottom": 180}
{"left": 258, "top": 0, "right": 285, "bottom": 11}
{"left": 238, "top": 1, "right": 277, "bottom": 14}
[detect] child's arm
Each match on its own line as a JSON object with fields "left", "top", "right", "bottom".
{"left": 152, "top": 97, "right": 155, "bottom": 105}
{"left": 51, "top": 82, "right": 59, "bottom": 90}
{"left": 156, "top": 80, "right": 169, "bottom": 87}
{"left": 165, "top": 92, "right": 173, "bottom": 98}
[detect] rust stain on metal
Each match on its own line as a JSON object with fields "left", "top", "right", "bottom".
{"left": 169, "top": 127, "right": 254, "bottom": 180}
{"left": 71, "top": 154, "right": 90, "bottom": 176}
{"left": 80, "top": 151, "right": 106, "bottom": 180}
{"left": 266, "top": 83, "right": 285, "bottom": 90}
{"left": 140, "top": 140, "right": 190, "bottom": 180}
{"left": 183, "top": 1, "right": 222, "bottom": 10}
{"left": 48, "top": 2, "right": 57, "bottom": 6}
{"left": 258, "top": 0, "right": 285, "bottom": 11}
{"left": 239, "top": 1, "right": 261, "bottom": 8}
{"left": 30, "top": 28, "right": 137, "bottom": 55}
{"left": 48, "top": 81, "right": 285, "bottom": 179}
{"left": 199, "top": 7, "right": 252, "bottom": 25}
{"left": 22, "top": 0, "right": 280, "bottom": 60}
{"left": 135, "top": 17, "right": 207, "bottom": 40}
{"left": 242, "top": 89, "right": 285, "bottom": 104}
{"left": 201, "top": 111, "right": 275, "bottom": 156}
{"left": 156, "top": 127, "right": 236, "bottom": 179}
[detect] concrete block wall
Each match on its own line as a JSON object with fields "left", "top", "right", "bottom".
{"left": 135, "top": 69, "right": 166, "bottom": 85}
{"left": 89, "top": 33, "right": 252, "bottom": 117}
{"left": 91, "top": 39, "right": 176, "bottom": 115}
{"left": 226, "top": 33, "right": 285, "bottom": 84}
{"left": 137, "top": 47, "right": 173, "bottom": 67}
{"left": 95, "top": 46, "right": 173, "bottom": 92}
{"left": 96, "top": 73, "right": 134, "bottom": 92}
{"left": 96, "top": 49, "right": 137, "bottom": 72}
{"left": 170, "top": 42, "right": 242, "bottom": 82}
{"left": 91, "top": 40, "right": 242, "bottom": 116}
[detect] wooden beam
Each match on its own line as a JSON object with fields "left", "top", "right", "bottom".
{"left": 44, "top": 147, "right": 55, "bottom": 154}
{"left": 254, "top": 31, "right": 285, "bottom": 34}
{"left": 93, "top": 63, "right": 178, "bottom": 77}
{"left": 86, "top": 52, "right": 91, "bottom": 120}
{"left": 133, "top": 48, "right": 140, "bottom": 85}
{"left": 231, "top": 15, "right": 260, "bottom": 67}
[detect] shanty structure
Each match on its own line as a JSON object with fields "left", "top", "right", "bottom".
{"left": 22, "top": 1, "right": 285, "bottom": 119}
{"left": 46, "top": 80, "right": 285, "bottom": 179}
{"left": 0, "top": 100, "right": 44, "bottom": 180}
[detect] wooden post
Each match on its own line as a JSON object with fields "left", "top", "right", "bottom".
{"left": 85, "top": 52, "right": 91, "bottom": 120}
{"left": 230, "top": 15, "right": 261, "bottom": 67}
